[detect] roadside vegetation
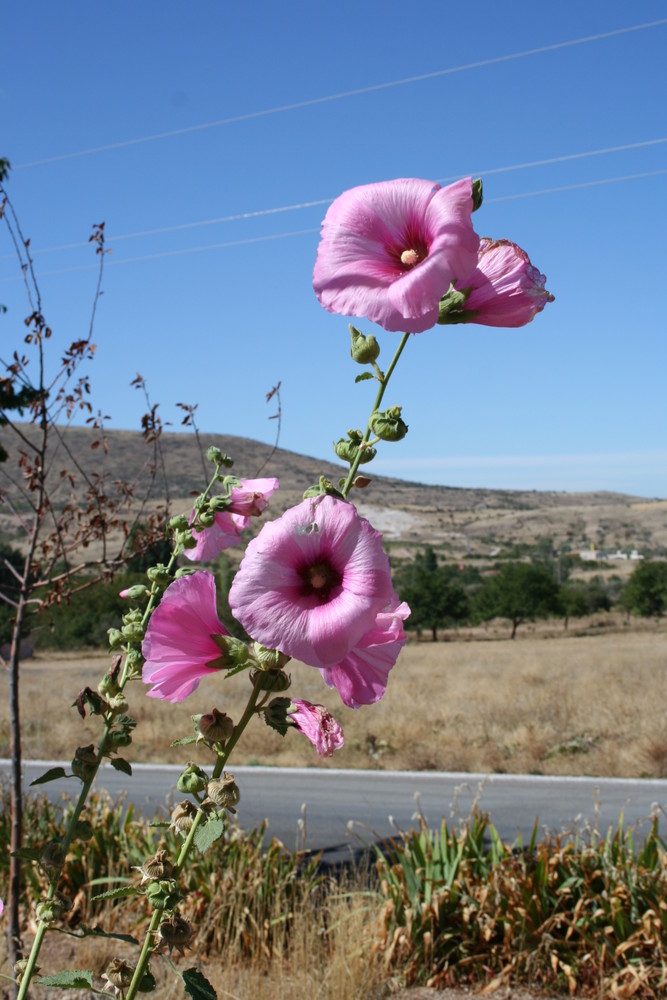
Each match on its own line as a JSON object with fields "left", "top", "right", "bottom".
{"left": 0, "top": 790, "right": 665, "bottom": 998}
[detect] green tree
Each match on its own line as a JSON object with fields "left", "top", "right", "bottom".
{"left": 622, "top": 561, "right": 667, "bottom": 617}
{"left": 473, "top": 562, "right": 561, "bottom": 638}
{"left": 396, "top": 547, "right": 470, "bottom": 640}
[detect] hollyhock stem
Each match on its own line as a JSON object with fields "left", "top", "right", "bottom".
{"left": 125, "top": 673, "right": 265, "bottom": 1000}
{"left": 341, "top": 331, "right": 411, "bottom": 497}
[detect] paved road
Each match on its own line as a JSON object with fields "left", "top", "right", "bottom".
{"left": 4, "top": 759, "right": 666, "bottom": 864}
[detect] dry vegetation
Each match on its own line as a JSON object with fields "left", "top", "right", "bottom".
{"left": 3, "top": 618, "right": 666, "bottom": 779}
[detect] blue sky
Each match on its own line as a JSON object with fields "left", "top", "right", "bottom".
{"left": 1, "top": 2, "right": 666, "bottom": 497}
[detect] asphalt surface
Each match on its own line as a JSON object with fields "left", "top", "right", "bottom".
{"left": 3, "top": 759, "right": 666, "bottom": 866}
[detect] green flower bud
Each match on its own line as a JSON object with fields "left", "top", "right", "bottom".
{"left": 369, "top": 406, "right": 408, "bottom": 442}
{"left": 122, "top": 608, "right": 143, "bottom": 625}
{"left": 145, "top": 878, "right": 180, "bottom": 911}
{"left": 120, "top": 584, "right": 149, "bottom": 600}
{"left": 123, "top": 646, "right": 144, "bottom": 679}
{"left": 196, "top": 508, "right": 216, "bottom": 528}
{"left": 34, "top": 896, "right": 65, "bottom": 923}
{"left": 334, "top": 434, "right": 376, "bottom": 465}
{"left": 349, "top": 324, "right": 380, "bottom": 364}
{"left": 250, "top": 644, "right": 290, "bottom": 671}
{"left": 71, "top": 745, "right": 98, "bottom": 782}
{"left": 146, "top": 564, "right": 171, "bottom": 585}
{"left": 169, "top": 514, "right": 190, "bottom": 532}
{"left": 303, "top": 477, "right": 345, "bottom": 499}
{"left": 14, "top": 957, "right": 40, "bottom": 986}
{"left": 197, "top": 708, "right": 234, "bottom": 743}
{"left": 176, "top": 762, "right": 208, "bottom": 795}
{"left": 211, "top": 634, "right": 252, "bottom": 670}
{"left": 206, "top": 772, "right": 240, "bottom": 811}
{"left": 107, "top": 628, "right": 123, "bottom": 651}
{"left": 206, "top": 445, "right": 224, "bottom": 466}
{"left": 250, "top": 668, "right": 291, "bottom": 692}
{"left": 121, "top": 621, "right": 145, "bottom": 642}
{"left": 209, "top": 494, "right": 230, "bottom": 512}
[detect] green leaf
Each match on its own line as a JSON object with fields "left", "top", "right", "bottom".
{"left": 75, "top": 925, "right": 139, "bottom": 945}
{"left": 110, "top": 757, "right": 132, "bottom": 775}
{"left": 170, "top": 735, "right": 198, "bottom": 747}
{"left": 91, "top": 885, "right": 138, "bottom": 902}
{"left": 30, "top": 766, "right": 68, "bottom": 786}
{"left": 182, "top": 968, "right": 218, "bottom": 1000}
{"left": 194, "top": 813, "right": 225, "bottom": 855}
{"left": 11, "top": 846, "right": 42, "bottom": 862}
{"left": 36, "top": 970, "right": 94, "bottom": 989}
{"left": 354, "top": 372, "right": 374, "bottom": 383}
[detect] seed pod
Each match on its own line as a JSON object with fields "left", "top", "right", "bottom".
{"left": 206, "top": 772, "right": 240, "bottom": 811}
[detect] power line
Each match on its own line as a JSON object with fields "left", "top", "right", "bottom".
{"left": 1, "top": 167, "right": 665, "bottom": 283}
{"left": 13, "top": 19, "right": 667, "bottom": 170}
{"left": 4, "top": 137, "right": 665, "bottom": 260}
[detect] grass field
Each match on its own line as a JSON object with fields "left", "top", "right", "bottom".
{"left": 2, "top": 616, "right": 665, "bottom": 778}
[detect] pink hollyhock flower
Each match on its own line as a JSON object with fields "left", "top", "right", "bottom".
{"left": 454, "top": 238, "right": 554, "bottom": 327}
{"left": 185, "top": 479, "right": 280, "bottom": 562}
{"left": 229, "top": 495, "right": 394, "bottom": 668}
{"left": 289, "top": 699, "right": 344, "bottom": 757}
{"left": 318, "top": 597, "right": 410, "bottom": 708}
{"left": 142, "top": 571, "right": 229, "bottom": 702}
{"left": 313, "top": 177, "right": 479, "bottom": 333}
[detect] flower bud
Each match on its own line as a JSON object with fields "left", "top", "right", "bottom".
{"left": 249, "top": 668, "right": 291, "bottom": 692}
{"left": 169, "top": 800, "right": 198, "bottom": 836}
{"left": 197, "top": 708, "right": 234, "bottom": 743}
{"left": 14, "top": 958, "right": 40, "bottom": 986}
{"left": 103, "top": 958, "right": 135, "bottom": 991}
{"left": 137, "top": 967, "right": 157, "bottom": 993}
{"left": 169, "top": 514, "right": 191, "bottom": 532}
{"left": 349, "top": 324, "right": 380, "bottom": 364}
{"left": 40, "top": 840, "right": 65, "bottom": 878}
{"left": 121, "top": 621, "right": 145, "bottom": 642}
{"left": 206, "top": 772, "right": 240, "bottom": 811}
{"left": 369, "top": 406, "right": 408, "bottom": 442}
{"left": 145, "top": 878, "right": 180, "bottom": 911}
{"left": 107, "top": 627, "right": 123, "bottom": 650}
{"left": 160, "top": 914, "right": 194, "bottom": 955}
{"left": 196, "top": 508, "right": 216, "bottom": 528}
{"left": 71, "top": 745, "right": 98, "bottom": 782}
{"left": 176, "top": 762, "right": 208, "bottom": 795}
{"left": 146, "top": 564, "right": 171, "bottom": 585}
{"left": 119, "top": 584, "right": 149, "bottom": 600}
{"left": 134, "top": 849, "right": 174, "bottom": 885}
{"left": 437, "top": 283, "right": 473, "bottom": 324}
{"left": 34, "top": 896, "right": 65, "bottom": 923}
{"left": 207, "top": 446, "right": 233, "bottom": 468}
{"left": 303, "top": 477, "right": 345, "bottom": 499}
{"left": 250, "top": 644, "right": 290, "bottom": 671}
{"left": 123, "top": 646, "right": 144, "bottom": 678}
{"left": 211, "top": 634, "right": 252, "bottom": 670}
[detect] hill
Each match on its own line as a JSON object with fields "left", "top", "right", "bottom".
{"left": 1, "top": 423, "right": 665, "bottom": 563}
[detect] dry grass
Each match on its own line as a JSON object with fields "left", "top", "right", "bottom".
{"left": 1, "top": 617, "right": 665, "bottom": 778}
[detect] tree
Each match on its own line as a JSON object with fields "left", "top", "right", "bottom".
{"left": 473, "top": 562, "right": 561, "bottom": 638}
{"left": 622, "top": 561, "right": 667, "bottom": 617}
{"left": 396, "top": 547, "right": 470, "bottom": 640}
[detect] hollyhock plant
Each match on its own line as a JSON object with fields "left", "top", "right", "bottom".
{"left": 444, "top": 238, "right": 554, "bottom": 327}
{"left": 142, "top": 571, "right": 229, "bottom": 702}
{"left": 319, "top": 597, "right": 410, "bottom": 708}
{"left": 313, "top": 177, "right": 479, "bottom": 333}
{"left": 289, "top": 700, "right": 344, "bottom": 757}
{"left": 185, "top": 478, "right": 279, "bottom": 562}
{"left": 229, "top": 494, "right": 395, "bottom": 668}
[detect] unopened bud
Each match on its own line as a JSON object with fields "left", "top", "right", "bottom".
{"left": 169, "top": 800, "right": 198, "bottom": 836}
{"left": 169, "top": 514, "right": 190, "bottom": 532}
{"left": 206, "top": 446, "right": 233, "bottom": 468}
{"left": 123, "top": 646, "right": 144, "bottom": 678}
{"left": 146, "top": 564, "right": 171, "bottom": 585}
{"left": 250, "top": 668, "right": 291, "bottom": 692}
{"left": 34, "top": 896, "right": 65, "bottom": 923}
{"left": 14, "top": 958, "right": 40, "bottom": 986}
{"left": 369, "top": 405, "right": 408, "bottom": 442}
{"left": 145, "top": 878, "right": 180, "bottom": 911}
{"left": 196, "top": 508, "right": 216, "bottom": 528}
{"left": 349, "top": 324, "right": 380, "bottom": 364}
{"left": 176, "top": 762, "right": 208, "bottom": 795}
{"left": 206, "top": 772, "right": 240, "bottom": 811}
{"left": 197, "top": 708, "right": 234, "bottom": 743}
{"left": 303, "top": 477, "right": 345, "bottom": 499}
{"left": 119, "top": 584, "right": 149, "bottom": 600}
{"left": 121, "top": 621, "right": 145, "bottom": 642}
{"left": 107, "top": 627, "right": 123, "bottom": 650}
{"left": 250, "top": 644, "right": 290, "bottom": 671}
{"left": 334, "top": 429, "right": 376, "bottom": 465}
{"left": 211, "top": 634, "right": 252, "bottom": 670}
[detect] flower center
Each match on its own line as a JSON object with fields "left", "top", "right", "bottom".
{"left": 300, "top": 560, "right": 342, "bottom": 601}
{"left": 400, "top": 248, "right": 422, "bottom": 267}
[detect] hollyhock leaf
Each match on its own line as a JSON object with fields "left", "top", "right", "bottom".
{"left": 193, "top": 814, "right": 226, "bottom": 856}
{"left": 91, "top": 885, "right": 138, "bottom": 902}
{"left": 36, "top": 971, "right": 94, "bottom": 989}
{"left": 182, "top": 968, "right": 218, "bottom": 1000}
{"left": 354, "top": 372, "right": 375, "bottom": 383}
{"left": 314, "top": 177, "right": 479, "bottom": 333}
{"left": 110, "top": 757, "right": 132, "bottom": 776}
{"left": 30, "top": 766, "right": 69, "bottom": 786}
